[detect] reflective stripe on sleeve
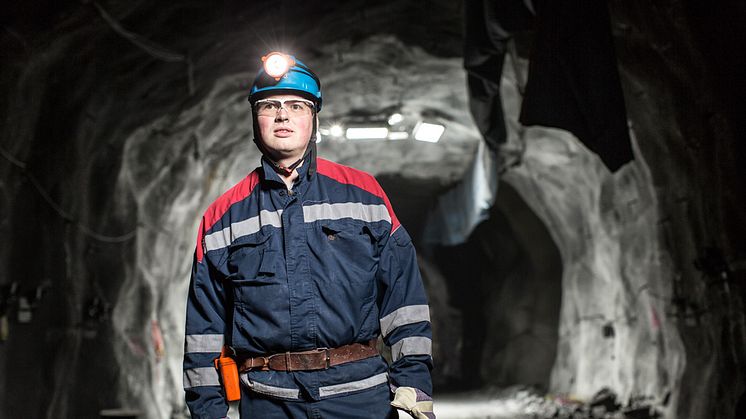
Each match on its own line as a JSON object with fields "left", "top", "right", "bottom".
{"left": 183, "top": 367, "right": 220, "bottom": 388}
{"left": 379, "top": 305, "right": 431, "bottom": 338}
{"left": 184, "top": 334, "right": 224, "bottom": 354}
{"left": 204, "top": 210, "right": 282, "bottom": 252}
{"left": 303, "top": 203, "right": 391, "bottom": 224}
{"left": 391, "top": 337, "right": 432, "bottom": 362}
{"left": 319, "top": 372, "right": 389, "bottom": 398}
{"left": 240, "top": 374, "right": 300, "bottom": 399}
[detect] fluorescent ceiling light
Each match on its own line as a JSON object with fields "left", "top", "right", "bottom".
{"left": 388, "top": 131, "right": 409, "bottom": 140}
{"left": 413, "top": 122, "right": 445, "bottom": 143}
{"left": 329, "top": 124, "right": 344, "bottom": 137}
{"left": 345, "top": 127, "right": 389, "bottom": 140}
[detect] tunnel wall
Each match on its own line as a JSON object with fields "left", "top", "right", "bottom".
{"left": 1, "top": 1, "right": 744, "bottom": 418}
{"left": 421, "top": 2, "right": 746, "bottom": 416}
{"left": 501, "top": 123, "right": 682, "bottom": 409}
{"left": 441, "top": 50, "right": 688, "bottom": 412}
{"left": 609, "top": 2, "right": 745, "bottom": 417}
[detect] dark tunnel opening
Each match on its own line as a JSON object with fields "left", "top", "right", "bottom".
{"left": 379, "top": 174, "right": 562, "bottom": 394}
{"left": 432, "top": 181, "right": 562, "bottom": 393}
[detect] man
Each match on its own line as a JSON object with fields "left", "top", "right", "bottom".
{"left": 182, "top": 52, "right": 435, "bottom": 419}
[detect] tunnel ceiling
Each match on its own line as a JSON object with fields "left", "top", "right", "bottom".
{"left": 1, "top": 1, "right": 745, "bottom": 419}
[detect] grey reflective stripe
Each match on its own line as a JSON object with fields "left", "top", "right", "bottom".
{"left": 319, "top": 372, "right": 389, "bottom": 398}
{"left": 240, "top": 374, "right": 300, "bottom": 399}
{"left": 184, "top": 334, "right": 224, "bottom": 353}
{"left": 391, "top": 337, "right": 432, "bottom": 362}
{"left": 183, "top": 367, "right": 220, "bottom": 388}
{"left": 379, "top": 305, "right": 431, "bottom": 338}
{"left": 303, "top": 203, "right": 390, "bottom": 224}
{"left": 204, "top": 210, "right": 282, "bottom": 251}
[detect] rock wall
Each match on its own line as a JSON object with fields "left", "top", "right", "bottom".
{"left": 1, "top": 1, "right": 744, "bottom": 418}
{"left": 609, "top": 2, "right": 745, "bottom": 417}
{"left": 501, "top": 122, "right": 683, "bottom": 413}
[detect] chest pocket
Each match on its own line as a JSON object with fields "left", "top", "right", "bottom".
{"left": 225, "top": 232, "right": 274, "bottom": 280}
{"left": 314, "top": 222, "right": 379, "bottom": 303}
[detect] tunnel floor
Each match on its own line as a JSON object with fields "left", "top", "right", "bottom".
{"left": 427, "top": 388, "right": 536, "bottom": 419}
{"left": 430, "top": 387, "right": 658, "bottom": 419}
{"left": 218, "top": 386, "right": 649, "bottom": 419}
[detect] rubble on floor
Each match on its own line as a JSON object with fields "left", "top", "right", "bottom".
{"left": 514, "top": 386, "right": 664, "bottom": 419}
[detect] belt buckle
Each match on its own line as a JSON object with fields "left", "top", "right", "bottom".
{"left": 316, "top": 347, "right": 330, "bottom": 369}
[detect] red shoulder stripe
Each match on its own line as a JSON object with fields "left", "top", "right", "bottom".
{"left": 316, "top": 158, "right": 401, "bottom": 234}
{"left": 195, "top": 171, "right": 260, "bottom": 262}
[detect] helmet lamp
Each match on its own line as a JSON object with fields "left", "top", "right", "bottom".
{"left": 262, "top": 52, "right": 295, "bottom": 80}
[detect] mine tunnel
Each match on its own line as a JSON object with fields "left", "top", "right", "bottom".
{"left": 1, "top": 1, "right": 745, "bottom": 419}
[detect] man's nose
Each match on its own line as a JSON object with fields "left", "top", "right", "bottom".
{"left": 274, "top": 106, "right": 289, "bottom": 121}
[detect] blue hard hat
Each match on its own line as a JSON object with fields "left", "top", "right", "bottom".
{"left": 249, "top": 52, "right": 322, "bottom": 112}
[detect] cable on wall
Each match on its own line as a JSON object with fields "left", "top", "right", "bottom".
{"left": 0, "top": 144, "right": 138, "bottom": 243}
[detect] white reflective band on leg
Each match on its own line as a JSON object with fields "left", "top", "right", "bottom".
{"left": 303, "top": 203, "right": 391, "bottom": 224}
{"left": 239, "top": 374, "right": 300, "bottom": 399}
{"left": 391, "top": 337, "right": 432, "bottom": 362}
{"left": 318, "top": 372, "right": 389, "bottom": 398}
{"left": 183, "top": 367, "right": 220, "bottom": 388}
{"left": 204, "top": 210, "right": 282, "bottom": 251}
{"left": 379, "top": 305, "right": 431, "bottom": 338}
{"left": 184, "top": 334, "right": 224, "bottom": 353}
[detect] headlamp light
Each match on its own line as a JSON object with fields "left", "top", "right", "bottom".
{"left": 262, "top": 52, "right": 295, "bottom": 80}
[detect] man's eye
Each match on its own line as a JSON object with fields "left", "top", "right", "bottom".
{"left": 290, "top": 104, "right": 303, "bottom": 111}
{"left": 262, "top": 103, "right": 278, "bottom": 110}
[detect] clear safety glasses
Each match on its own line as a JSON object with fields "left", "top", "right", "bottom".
{"left": 254, "top": 98, "right": 315, "bottom": 117}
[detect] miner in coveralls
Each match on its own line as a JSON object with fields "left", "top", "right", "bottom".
{"left": 182, "top": 52, "right": 435, "bottom": 418}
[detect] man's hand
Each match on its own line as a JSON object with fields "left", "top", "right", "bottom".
{"left": 390, "top": 386, "right": 435, "bottom": 419}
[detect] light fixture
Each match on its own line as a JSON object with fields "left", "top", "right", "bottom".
{"left": 329, "top": 124, "right": 344, "bottom": 137}
{"left": 387, "top": 113, "right": 404, "bottom": 126}
{"left": 412, "top": 122, "right": 445, "bottom": 143}
{"left": 388, "top": 131, "right": 409, "bottom": 140}
{"left": 345, "top": 127, "right": 389, "bottom": 140}
{"left": 17, "top": 297, "right": 32, "bottom": 323}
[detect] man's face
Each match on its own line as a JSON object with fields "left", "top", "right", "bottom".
{"left": 255, "top": 94, "right": 315, "bottom": 161}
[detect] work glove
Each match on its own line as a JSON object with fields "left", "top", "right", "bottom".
{"left": 390, "top": 386, "right": 435, "bottom": 419}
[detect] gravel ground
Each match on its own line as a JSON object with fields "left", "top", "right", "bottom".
{"left": 430, "top": 386, "right": 662, "bottom": 419}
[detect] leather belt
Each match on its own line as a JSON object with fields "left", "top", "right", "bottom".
{"left": 238, "top": 339, "right": 379, "bottom": 372}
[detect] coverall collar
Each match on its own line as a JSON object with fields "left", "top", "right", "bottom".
{"left": 260, "top": 151, "right": 315, "bottom": 189}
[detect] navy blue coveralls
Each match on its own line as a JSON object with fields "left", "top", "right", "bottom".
{"left": 183, "top": 156, "right": 433, "bottom": 418}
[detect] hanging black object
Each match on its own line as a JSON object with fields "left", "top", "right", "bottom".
{"left": 520, "top": 0, "right": 633, "bottom": 171}
{"left": 463, "top": 0, "right": 634, "bottom": 171}
{"left": 463, "top": 0, "right": 534, "bottom": 150}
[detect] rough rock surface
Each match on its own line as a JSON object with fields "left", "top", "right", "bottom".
{"left": 0, "top": 1, "right": 744, "bottom": 419}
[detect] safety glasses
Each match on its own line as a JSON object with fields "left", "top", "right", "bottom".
{"left": 254, "top": 98, "right": 315, "bottom": 117}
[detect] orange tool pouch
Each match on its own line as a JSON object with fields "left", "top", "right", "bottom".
{"left": 213, "top": 346, "right": 241, "bottom": 402}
